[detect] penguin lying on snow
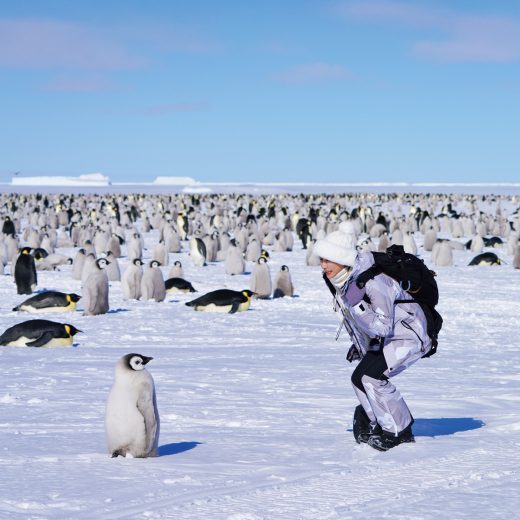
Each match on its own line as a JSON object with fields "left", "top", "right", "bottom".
{"left": 105, "top": 353, "right": 160, "bottom": 458}
{"left": 165, "top": 277, "right": 196, "bottom": 293}
{"left": 186, "top": 289, "right": 254, "bottom": 313}
{"left": 13, "top": 291, "right": 81, "bottom": 313}
{"left": 468, "top": 252, "right": 502, "bottom": 266}
{"left": 0, "top": 319, "right": 82, "bottom": 347}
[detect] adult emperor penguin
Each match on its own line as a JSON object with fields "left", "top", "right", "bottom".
{"left": 122, "top": 258, "right": 143, "bottom": 300}
{"left": 186, "top": 289, "right": 254, "bottom": 313}
{"left": 14, "top": 247, "right": 37, "bottom": 295}
{"left": 0, "top": 319, "right": 82, "bottom": 347}
{"left": 13, "top": 291, "right": 81, "bottom": 313}
{"left": 189, "top": 237, "right": 207, "bottom": 267}
{"left": 273, "top": 265, "right": 294, "bottom": 298}
{"left": 164, "top": 277, "right": 196, "bottom": 293}
{"left": 141, "top": 260, "right": 166, "bottom": 302}
{"left": 177, "top": 212, "right": 189, "bottom": 241}
{"left": 105, "top": 353, "right": 159, "bottom": 458}
{"left": 82, "top": 258, "right": 110, "bottom": 316}
{"left": 249, "top": 256, "right": 272, "bottom": 299}
{"left": 468, "top": 252, "right": 502, "bottom": 266}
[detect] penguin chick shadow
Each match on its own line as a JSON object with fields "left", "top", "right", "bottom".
{"left": 158, "top": 441, "right": 202, "bottom": 457}
{"left": 107, "top": 308, "right": 130, "bottom": 314}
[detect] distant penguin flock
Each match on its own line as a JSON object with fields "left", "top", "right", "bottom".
{"left": 0, "top": 189, "right": 519, "bottom": 458}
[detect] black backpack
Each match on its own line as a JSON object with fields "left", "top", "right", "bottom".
{"left": 356, "top": 245, "right": 443, "bottom": 357}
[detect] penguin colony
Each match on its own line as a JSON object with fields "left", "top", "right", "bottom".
{"left": 0, "top": 190, "right": 519, "bottom": 457}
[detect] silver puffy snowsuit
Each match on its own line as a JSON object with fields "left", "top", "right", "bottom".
{"left": 338, "top": 252, "right": 432, "bottom": 436}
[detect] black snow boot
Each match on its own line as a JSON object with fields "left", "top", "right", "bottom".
{"left": 367, "top": 424, "right": 415, "bottom": 452}
{"left": 353, "top": 405, "right": 382, "bottom": 444}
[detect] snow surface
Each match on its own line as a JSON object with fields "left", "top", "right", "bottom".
{"left": 1, "top": 188, "right": 520, "bottom": 519}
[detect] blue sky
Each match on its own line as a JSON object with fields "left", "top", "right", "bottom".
{"left": 1, "top": 0, "right": 519, "bottom": 183}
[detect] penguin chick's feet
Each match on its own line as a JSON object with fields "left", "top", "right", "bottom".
{"left": 111, "top": 449, "right": 124, "bottom": 458}
{"left": 367, "top": 425, "right": 415, "bottom": 451}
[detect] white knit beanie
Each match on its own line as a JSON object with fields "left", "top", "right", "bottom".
{"left": 313, "top": 230, "right": 358, "bottom": 266}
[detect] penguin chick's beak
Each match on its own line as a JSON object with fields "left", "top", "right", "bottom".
{"left": 142, "top": 356, "right": 153, "bottom": 365}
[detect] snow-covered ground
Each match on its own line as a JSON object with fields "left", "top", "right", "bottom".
{"left": 1, "top": 188, "right": 519, "bottom": 519}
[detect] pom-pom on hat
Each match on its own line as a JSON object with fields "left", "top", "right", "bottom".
{"left": 313, "top": 230, "right": 357, "bottom": 266}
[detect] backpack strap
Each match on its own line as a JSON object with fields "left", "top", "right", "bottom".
{"left": 355, "top": 265, "right": 383, "bottom": 289}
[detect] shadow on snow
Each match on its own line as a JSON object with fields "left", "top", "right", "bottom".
{"left": 158, "top": 441, "right": 202, "bottom": 457}
{"left": 413, "top": 417, "right": 484, "bottom": 437}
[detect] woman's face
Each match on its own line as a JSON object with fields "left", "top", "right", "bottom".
{"left": 320, "top": 258, "right": 346, "bottom": 279}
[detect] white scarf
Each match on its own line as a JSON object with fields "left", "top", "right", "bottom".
{"left": 330, "top": 267, "right": 352, "bottom": 289}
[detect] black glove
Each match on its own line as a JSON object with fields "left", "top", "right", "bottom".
{"left": 346, "top": 344, "right": 361, "bottom": 363}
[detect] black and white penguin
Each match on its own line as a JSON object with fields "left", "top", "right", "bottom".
{"left": 164, "top": 277, "right": 196, "bottom": 294}
{"left": 141, "top": 260, "right": 166, "bottom": 302}
{"left": 2, "top": 216, "right": 16, "bottom": 236}
{"left": 189, "top": 237, "right": 207, "bottom": 267}
{"left": 13, "top": 291, "right": 81, "bottom": 313}
{"left": 105, "top": 353, "right": 159, "bottom": 458}
{"left": 14, "top": 247, "right": 37, "bottom": 295}
{"left": 250, "top": 256, "right": 272, "bottom": 299}
{"left": 121, "top": 258, "right": 143, "bottom": 300}
{"left": 468, "top": 252, "right": 502, "bottom": 266}
{"left": 82, "top": 258, "right": 110, "bottom": 316}
{"left": 273, "top": 265, "right": 294, "bottom": 298}
{"left": 185, "top": 289, "right": 254, "bottom": 313}
{"left": 0, "top": 319, "right": 82, "bottom": 347}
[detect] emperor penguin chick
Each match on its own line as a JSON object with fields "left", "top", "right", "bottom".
{"left": 168, "top": 260, "right": 183, "bottom": 278}
{"left": 104, "top": 251, "right": 121, "bottom": 282}
{"left": 141, "top": 260, "right": 166, "bottom": 302}
{"left": 225, "top": 239, "right": 245, "bottom": 275}
{"left": 122, "top": 258, "right": 143, "bottom": 300}
{"left": 273, "top": 265, "right": 294, "bottom": 298}
{"left": 249, "top": 256, "right": 272, "bottom": 299}
{"left": 105, "top": 353, "right": 160, "bottom": 458}
{"left": 82, "top": 258, "right": 110, "bottom": 316}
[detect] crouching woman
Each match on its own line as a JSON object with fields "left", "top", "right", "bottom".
{"left": 314, "top": 227, "right": 432, "bottom": 451}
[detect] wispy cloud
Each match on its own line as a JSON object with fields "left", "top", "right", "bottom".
{"left": 39, "top": 74, "right": 122, "bottom": 92}
{"left": 337, "top": 1, "right": 520, "bottom": 62}
{"left": 0, "top": 18, "right": 142, "bottom": 69}
{"left": 272, "top": 63, "right": 353, "bottom": 84}
{"left": 143, "top": 103, "right": 210, "bottom": 116}
{"left": 0, "top": 18, "right": 222, "bottom": 71}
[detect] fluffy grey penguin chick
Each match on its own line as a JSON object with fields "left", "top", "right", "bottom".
{"left": 250, "top": 256, "right": 272, "bottom": 299}
{"left": 82, "top": 258, "right": 110, "bottom": 316}
{"left": 105, "top": 353, "right": 160, "bottom": 458}
{"left": 273, "top": 264, "right": 294, "bottom": 298}
{"left": 141, "top": 260, "right": 166, "bottom": 302}
{"left": 122, "top": 258, "right": 143, "bottom": 300}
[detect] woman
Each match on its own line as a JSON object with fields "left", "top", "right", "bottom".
{"left": 314, "top": 223, "right": 432, "bottom": 451}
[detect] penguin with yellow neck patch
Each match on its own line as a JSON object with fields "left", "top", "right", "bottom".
{"left": 0, "top": 319, "right": 82, "bottom": 347}
{"left": 13, "top": 291, "right": 81, "bottom": 313}
{"left": 185, "top": 289, "right": 254, "bottom": 313}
